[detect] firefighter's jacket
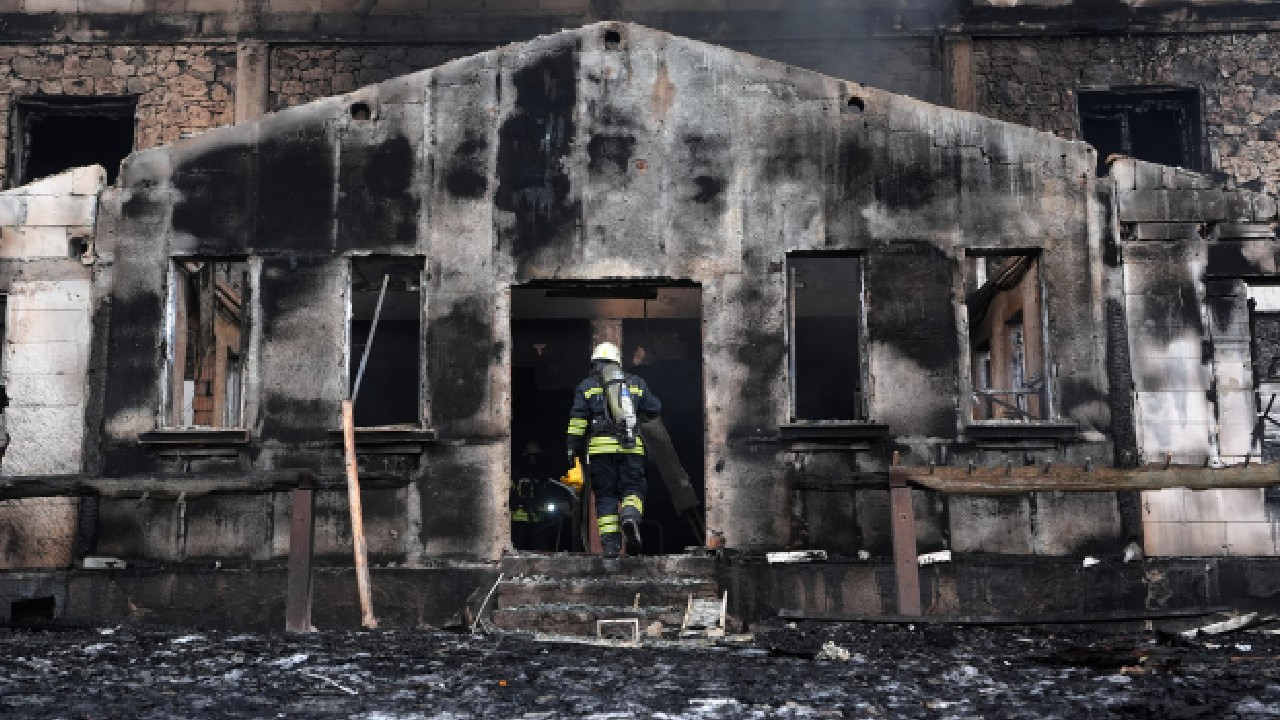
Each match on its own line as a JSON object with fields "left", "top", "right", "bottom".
{"left": 566, "top": 372, "right": 661, "bottom": 456}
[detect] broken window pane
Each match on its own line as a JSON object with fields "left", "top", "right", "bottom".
{"left": 966, "top": 254, "right": 1047, "bottom": 422}
{"left": 167, "top": 260, "right": 249, "bottom": 428}
{"left": 11, "top": 96, "right": 136, "bottom": 187}
{"left": 1078, "top": 88, "right": 1201, "bottom": 177}
{"left": 349, "top": 257, "right": 423, "bottom": 427}
{"left": 788, "top": 255, "right": 863, "bottom": 421}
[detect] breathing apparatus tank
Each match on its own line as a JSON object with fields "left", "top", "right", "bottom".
{"left": 592, "top": 343, "right": 638, "bottom": 449}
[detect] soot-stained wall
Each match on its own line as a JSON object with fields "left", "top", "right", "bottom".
{"left": 89, "top": 22, "right": 1118, "bottom": 562}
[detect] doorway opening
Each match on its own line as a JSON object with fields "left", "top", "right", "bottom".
{"left": 510, "top": 282, "right": 704, "bottom": 555}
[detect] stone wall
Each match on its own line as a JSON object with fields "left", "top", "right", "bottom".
{"left": 269, "top": 45, "right": 496, "bottom": 110}
{"left": 267, "top": 37, "right": 941, "bottom": 111}
{"left": 0, "top": 44, "right": 236, "bottom": 189}
{"left": 972, "top": 32, "right": 1280, "bottom": 195}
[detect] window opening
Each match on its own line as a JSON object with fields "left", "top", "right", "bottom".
{"left": 1078, "top": 88, "right": 1201, "bottom": 177}
{"left": 10, "top": 96, "right": 137, "bottom": 187}
{"left": 1249, "top": 286, "right": 1280, "bottom": 462}
{"left": 966, "top": 253, "right": 1047, "bottom": 422}
{"left": 349, "top": 257, "right": 423, "bottom": 427}
{"left": 788, "top": 255, "right": 864, "bottom": 421}
{"left": 0, "top": 295, "right": 7, "bottom": 434}
{"left": 166, "top": 260, "right": 249, "bottom": 428}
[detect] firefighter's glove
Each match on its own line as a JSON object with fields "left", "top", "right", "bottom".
{"left": 561, "top": 458, "right": 584, "bottom": 494}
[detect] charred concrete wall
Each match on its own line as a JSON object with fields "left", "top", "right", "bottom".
{"left": 0, "top": 165, "right": 105, "bottom": 569}
{"left": 73, "top": 22, "right": 1125, "bottom": 565}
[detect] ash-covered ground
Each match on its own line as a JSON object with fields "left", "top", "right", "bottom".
{"left": 1, "top": 622, "right": 1278, "bottom": 719}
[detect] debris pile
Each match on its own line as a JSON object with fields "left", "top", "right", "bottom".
{"left": 0, "top": 620, "right": 1276, "bottom": 718}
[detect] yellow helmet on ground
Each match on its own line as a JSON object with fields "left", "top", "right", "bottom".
{"left": 591, "top": 341, "right": 622, "bottom": 365}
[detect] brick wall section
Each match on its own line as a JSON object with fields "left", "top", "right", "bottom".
{"left": 972, "top": 33, "right": 1280, "bottom": 195}
{"left": 269, "top": 45, "right": 495, "bottom": 110}
{"left": 0, "top": 44, "right": 236, "bottom": 189}
{"left": 0, "top": 165, "right": 104, "bottom": 570}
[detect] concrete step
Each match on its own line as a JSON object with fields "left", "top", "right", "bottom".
{"left": 494, "top": 576, "right": 718, "bottom": 610}
{"left": 490, "top": 603, "right": 689, "bottom": 637}
{"left": 499, "top": 552, "right": 715, "bottom": 579}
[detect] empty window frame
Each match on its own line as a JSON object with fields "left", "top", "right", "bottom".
{"left": 0, "top": 294, "right": 7, "bottom": 416}
{"left": 1249, "top": 286, "right": 1280, "bottom": 462}
{"left": 965, "top": 253, "right": 1049, "bottom": 422}
{"left": 349, "top": 257, "right": 424, "bottom": 427}
{"left": 165, "top": 260, "right": 250, "bottom": 428}
{"left": 787, "top": 255, "right": 865, "bottom": 422}
{"left": 9, "top": 96, "right": 137, "bottom": 188}
{"left": 1078, "top": 88, "right": 1202, "bottom": 177}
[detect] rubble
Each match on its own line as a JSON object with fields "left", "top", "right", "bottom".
{"left": 1, "top": 623, "right": 1275, "bottom": 719}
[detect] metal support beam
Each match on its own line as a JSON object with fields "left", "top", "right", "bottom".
{"left": 889, "top": 456, "right": 922, "bottom": 616}
{"left": 286, "top": 481, "right": 315, "bottom": 633}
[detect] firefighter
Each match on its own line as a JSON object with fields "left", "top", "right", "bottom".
{"left": 566, "top": 341, "right": 662, "bottom": 558}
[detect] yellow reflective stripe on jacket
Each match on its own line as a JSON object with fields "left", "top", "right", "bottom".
{"left": 587, "top": 436, "right": 645, "bottom": 455}
{"left": 584, "top": 385, "right": 642, "bottom": 397}
{"left": 621, "top": 495, "right": 644, "bottom": 514}
{"left": 566, "top": 417, "right": 588, "bottom": 436}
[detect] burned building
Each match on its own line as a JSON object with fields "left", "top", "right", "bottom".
{"left": 0, "top": 5, "right": 1278, "bottom": 629}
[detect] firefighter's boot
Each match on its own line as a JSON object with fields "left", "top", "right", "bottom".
{"left": 620, "top": 495, "right": 643, "bottom": 555}
{"left": 598, "top": 513, "right": 621, "bottom": 559}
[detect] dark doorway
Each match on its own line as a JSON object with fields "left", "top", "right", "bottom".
{"left": 1078, "top": 87, "right": 1201, "bottom": 177}
{"left": 10, "top": 96, "right": 137, "bottom": 187}
{"left": 510, "top": 283, "right": 704, "bottom": 555}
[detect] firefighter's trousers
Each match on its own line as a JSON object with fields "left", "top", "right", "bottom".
{"left": 589, "top": 452, "right": 646, "bottom": 550}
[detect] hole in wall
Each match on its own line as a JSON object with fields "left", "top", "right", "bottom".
{"left": 846, "top": 96, "right": 865, "bottom": 114}
{"left": 10, "top": 596, "right": 56, "bottom": 624}
{"left": 350, "top": 102, "right": 372, "bottom": 121}
{"left": 11, "top": 96, "right": 136, "bottom": 188}
{"left": 604, "top": 29, "right": 622, "bottom": 49}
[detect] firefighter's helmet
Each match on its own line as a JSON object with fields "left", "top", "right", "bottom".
{"left": 591, "top": 342, "right": 622, "bottom": 365}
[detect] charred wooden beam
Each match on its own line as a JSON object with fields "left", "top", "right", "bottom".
{"left": 0, "top": 471, "right": 411, "bottom": 501}
{"left": 905, "top": 463, "right": 1279, "bottom": 494}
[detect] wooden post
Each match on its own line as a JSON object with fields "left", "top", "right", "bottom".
{"left": 889, "top": 452, "right": 922, "bottom": 616}
{"left": 342, "top": 399, "right": 377, "bottom": 628}
{"left": 285, "top": 475, "right": 315, "bottom": 633}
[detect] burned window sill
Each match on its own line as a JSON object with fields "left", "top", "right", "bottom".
{"left": 327, "top": 426, "right": 438, "bottom": 454}
{"left": 964, "top": 421, "right": 1079, "bottom": 446}
{"left": 138, "top": 428, "right": 250, "bottom": 457}
{"left": 777, "top": 422, "right": 889, "bottom": 451}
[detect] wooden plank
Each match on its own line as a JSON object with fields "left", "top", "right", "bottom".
{"left": 285, "top": 485, "right": 315, "bottom": 633}
{"left": 905, "top": 463, "right": 1278, "bottom": 494}
{"left": 889, "top": 460, "right": 921, "bottom": 616}
{"left": 342, "top": 398, "right": 378, "bottom": 629}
